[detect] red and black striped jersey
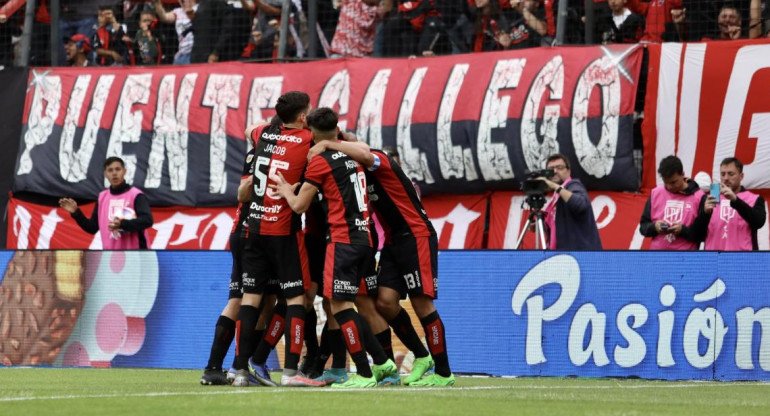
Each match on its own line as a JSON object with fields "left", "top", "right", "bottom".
{"left": 303, "top": 197, "right": 327, "bottom": 238}
{"left": 365, "top": 149, "right": 436, "bottom": 244}
{"left": 248, "top": 124, "right": 313, "bottom": 236}
{"left": 231, "top": 148, "right": 256, "bottom": 235}
{"left": 304, "top": 148, "right": 372, "bottom": 247}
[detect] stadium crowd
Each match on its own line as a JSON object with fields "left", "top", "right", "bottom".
{"left": 0, "top": 0, "right": 768, "bottom": 67}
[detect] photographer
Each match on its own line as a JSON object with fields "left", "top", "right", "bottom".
{"left": 536, "top": 153, "right": 602, "bottom": 250}
{"left": 639, "top": 155, "right": 704, "bottom": 250}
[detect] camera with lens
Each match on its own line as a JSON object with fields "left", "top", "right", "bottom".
{"left": 521, "top": 169, "right": 554, "bottom": 196}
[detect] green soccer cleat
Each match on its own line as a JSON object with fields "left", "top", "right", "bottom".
{"left": 409, "top": 373, "right": 455, "bottom": 387}
{"left": 330, "top": 374, "right": 377, "bottom": 389}
{"left": 371, "top": 359, "right": 398, "bottom": 382}
{"left": 403, "top": 356, "right": 434, "bottom": 385}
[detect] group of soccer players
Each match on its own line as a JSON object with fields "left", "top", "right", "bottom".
{"left": 199, "top": 91, "right": 454, "bottom": 388}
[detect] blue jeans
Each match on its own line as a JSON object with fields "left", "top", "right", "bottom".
{"left": 174, "top": 53, "right": 191, "bottom": 65}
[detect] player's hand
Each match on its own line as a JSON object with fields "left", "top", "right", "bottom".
{"left": 721, "top": 184, "right": 737, "bottom": 201}
{"left": 269, "top": 171, "right": 299, "bottom": 198}
{"left": 307, "top": 142, "right": 328, "bottom": 161}
{"left": 704, "top": 195, "right": 717, "bottom": 214}
{"left": 208, "top": 53, "right": 219, "bottom": 63}
{"left": 108, "top": 218, "right": 122, "bottom": 231}
{"left": 58, "top": 198, "right": 78, "bottom": 213}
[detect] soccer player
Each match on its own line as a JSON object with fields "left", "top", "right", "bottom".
{"left": 232, "top": 91, "right": 322, "bottom": 387}
{"left": 59, "top": 157, "right": 153, "bottom": 249}
{"left": 271, "top": 107, "right": 398, "bottom": 389}
{"left": 307, "top": 140, "right": 456, "bottom": 386}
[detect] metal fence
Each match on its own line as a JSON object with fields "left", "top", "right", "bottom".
{"left": 0, "top": 0, "right": 767, "bottom": 68}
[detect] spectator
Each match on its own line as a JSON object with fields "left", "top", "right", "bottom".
{"left": 639, "top": 155, "right": 704, "bottom": 250}
{"left": 134, "top": 10, "right": 162, "bottom": 65}
{"left": 694, "top": 158, "right": 766, "bottom": 251}
{"left": 59, "top": 1, "right": 99, "bottom": 65}
{"left": 58, "top": 157, "right": 153, "bottom": 250}
{"left": 537, "top": 153, "right": 603, "bottom": 250}
{"left": 712, "top": 4, "right": 743, "bottom": 39}
{"left": 498, "top": 0, "right": 550, "bottom": 49}
{"left": 63, "top": 34, "right": 93, "bottom": 67}
{"left": 0, "top": 5, "right": 20, "bottom": 68}
{"left": 380, "top": 0, "right": 438, "bottom": 56}
{"left": 464, "top": 0, "right": 510, "bottom": 52}
{"left": 93, "top": 5, "right": 132, "bottom": 66}
{"left": 749, "top": 0, "right": 764, "bottom": 38}
{"left": 153, "top": 0, "right": 197, "bottom": 65}
{"left": 597, "top": 0, "right": 644, "bottom": 43}
{"left": 189, "top": 0, "right": 234, "bottom": 63}
{"left": 625, "top": 0, "right": 684, "bottom": 42}
{"left": 330, "top": 0, "right": 380, "bottom": 57}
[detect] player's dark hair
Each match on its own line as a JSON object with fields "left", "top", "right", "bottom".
{"left": 306, "top": 107, "right": 338, "bottom": 132}
{"left": 270, "top": 115, "right": 282, "bottom": 126}
{"left": 721, "top": 157, "right": 743, "bottom": 173}
{"left": 98, "top": 4, "right": 114, "bottom": 12}
{"left": 275, "top": 91, "right": 310, "bottom": 124}
{"left": 658, "top": 155, "right": 684, "bottom": 179}
{"left": 546, "top": 153, "right": 570, "bottom": 170}
{"left": 104, "top": 156, "right": 125, "bottom": 169}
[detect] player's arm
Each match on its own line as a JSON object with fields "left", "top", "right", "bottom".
{"left": 244, "top": 122, "right": 270, "bottom": 141}
{"left": 238, "top": 176, "right": 253, "bottom": 203}
{"left": 308, "top": 140, "right": 375, "bottom": 168}
{"left": 270, "top": 172, "right": 317, "bottom": 214}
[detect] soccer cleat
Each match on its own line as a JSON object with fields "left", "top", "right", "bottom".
{"left": 299, "top": 355, "right": 321, "bottom": 379}
{"left": 403, "top": 356, "right": 435, "bottom": 385}
{"left": 281, "top": 373, "right": 325, "bottom": 387}
{"left": 314, "top": 368, "right": 348, "bottom": 386}
{"left": 226, "top": 368, "right": 237, "bottom": 383}
{"left": 200, "top": 368, "right": 229, "bottom": 386}
{"left": 378, "top": 374, "right": 402, "bottom": 387}
{"left": 248, "top": 358, "right": 278, "bottom": 387}
{"left": 371, "top": 359, "right": 398, "bottom": 382}
{"left": 330, "top": 374, "right": 377, "bottom": 389}
{"left": 231, "top": 369, "right": 252, "bottom": 387}
{"left": 409, "top": 373, "right": 455, "bottom": 387}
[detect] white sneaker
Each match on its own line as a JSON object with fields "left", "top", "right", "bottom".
{"left": 232, "top": 369, "right": 252, "bottom": 387}
{"left": 280, "top": 373, "right": 325, "bottom": 387}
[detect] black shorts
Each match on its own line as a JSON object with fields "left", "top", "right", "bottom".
{"left": 357, "top": 248, "right": 379, "bottom": 298}
{"left": 322, "top": 242, "right": 372, "bottom": 302}
{"left": 305, "top": 233, "right": 327, "bottom": 288}
{"left": 241, "top": 231, "right": 310, "bottom": 299}
{"left": 228, "top": 232, "right": 244, "bottom": 299}
{"left": 378, "top": 235, "right": 438, "bottom": 299}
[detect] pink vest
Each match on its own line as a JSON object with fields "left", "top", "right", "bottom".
{"left": 704, "top": 191, "right": 759, "bottom": 251}
{"left": 98, "top": 186, "right": 149, "bottom": 249}
{"left": 649, "top": 185, "right": 704, "bottom": 250}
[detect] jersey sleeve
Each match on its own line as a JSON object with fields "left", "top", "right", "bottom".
{"left": 304, "top": 156, "right": 329, "bottom": 189}
{"left": 242, "top": 149, "right": 255, "bottom": 178}
{"left": 369, "top": 149, "right": 391, "bottom": 172}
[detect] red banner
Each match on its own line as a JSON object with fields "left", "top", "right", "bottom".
{"left": 14, "top": 46, "right": 641, "bottom": 209}
{"left": 421, "top": 194, "right": 489, "bottom": 249}
{"left": 643, "top": 40, "right": 770, "bottom": 191}
{"left": 8, "top": 195, "right": 488, "bottom": 250}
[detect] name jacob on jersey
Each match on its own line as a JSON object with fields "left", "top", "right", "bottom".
{"left": 263, "top": 143, "right": 286, "bottom": 155}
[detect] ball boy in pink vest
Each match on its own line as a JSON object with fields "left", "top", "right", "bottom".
{"left": 639, "top": 155, "right": 704, "bottom": 250}
{"left": 696, "top": 157, "right": 766, "bottom": 251}
{"left": 59, "top": 157, "right": 153, "bottom": 249}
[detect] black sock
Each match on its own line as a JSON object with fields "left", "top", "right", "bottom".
{"left": 333, "top": 309, "right": 372, "bottom": 378}
{"left": 357, "top": 316, "right": 388, "bottom": 365}
{"left": 314, "top": 323, "right": 330, "bottom": 373}
{"left": 304, "top": 307, "right": 319, "bottom": 358}
{"left": 234, "top": 328, "right": 262, "bottom": 369}
{"left": 328, "top": 328, "right": 347, "bottom": 369}
{"left": 252, "top": 302, "right": 287, "bottom": 364}
{"left": 206, "top": 315, "right": 236, "bottom": 370}
{"left": 283, "top": 304, "right": 306, "bottom": 371}
{"left": 420, "top": 311, "right": 451, "bottom": 377}
{"left": 230, "top": 319, "right": 241, "bottom": 369}
{"left": 389, "top": 308, "right": 429, "bottom": 358}
{"left": 375, "top": 329, "right": 395, "bottom": 362}
{"left": 235, "top": 305, "right": 261, "bottom": 370}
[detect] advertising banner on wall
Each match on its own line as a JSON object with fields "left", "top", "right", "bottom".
{"left": 7, "top": 194, "right": 487, "bottom": 250}
{"left": 2, "top": 250, "right": 769, "bottom": 381}
{"left": 643, "top": 40, "right": 770, "bottom": 191}
{"left": 13, "top": 45, "right": 642, "bottom": 207}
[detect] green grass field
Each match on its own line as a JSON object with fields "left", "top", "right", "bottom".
{"left": 1, "top": 369, "right": 769, "bottom": 416}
